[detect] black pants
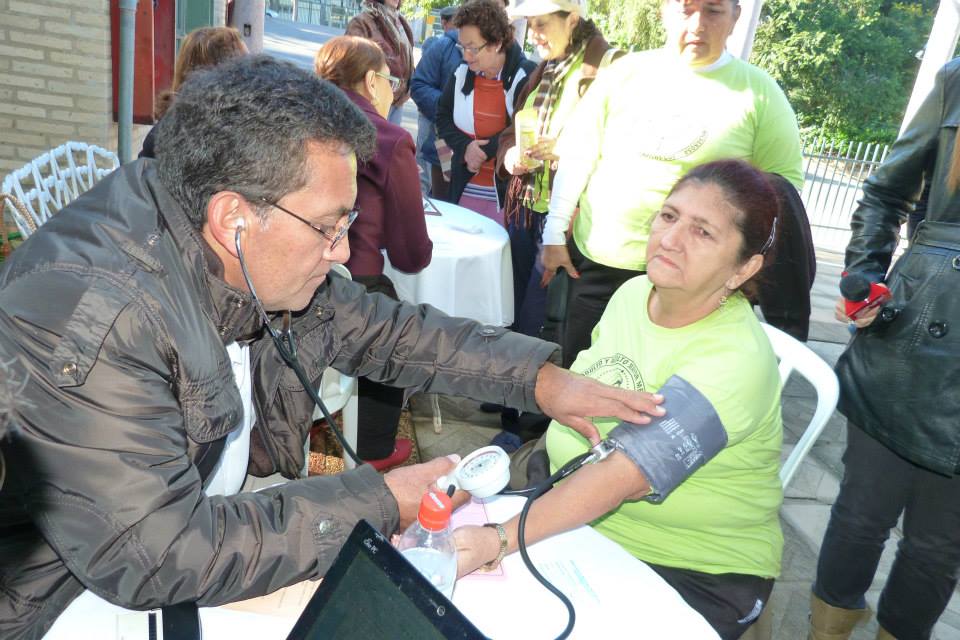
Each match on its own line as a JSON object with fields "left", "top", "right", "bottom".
{"left": 649, "top": 564, "right": 773, "bottom": 640}
{"left": 814, "top": 423, "right": 960, "bottom": 640}
{"left": 353, "top": 274, "right": 405, "bottom": 460}
{"left": 560, "top": 239, "right": 643, "bottom": 368}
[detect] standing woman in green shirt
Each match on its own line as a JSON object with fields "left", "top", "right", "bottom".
{"left": 494, "top": 0, "right": 621, "bottom": 339}
{"left": 542, "top": 0, "right": 802, "bottom": 367}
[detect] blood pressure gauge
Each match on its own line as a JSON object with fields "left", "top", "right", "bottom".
{"left": 438, "top": 445, "right": 511, "bottom": 499}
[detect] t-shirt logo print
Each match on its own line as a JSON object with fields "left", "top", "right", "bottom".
{"left": 636, "top": 109, "right": 707, "bottom": 161}
{"left": 581, "top": 353, "right": 645, "bottom": 391}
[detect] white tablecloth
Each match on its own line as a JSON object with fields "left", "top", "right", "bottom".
{"left": 44, "top": 496, "right": 718, "bottom": 640}
{"left": 451, "top": 496, "right": 720, "bottom": 640}
{"left": 383, "top": 199, "right": 513, "bottom": 326}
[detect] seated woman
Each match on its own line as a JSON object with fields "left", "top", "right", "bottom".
{"left": 454, "top": 159, "right": 784, "bottom": 640}
{"left": 315, "top": 36, "right": 433, "bottom": 469}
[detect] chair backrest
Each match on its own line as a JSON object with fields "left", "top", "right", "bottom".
{"left": 761, "top": 323, "right": 840, "bottom": 489}
{"left": 1, "top": 141, "right": 119, "bottom": 238}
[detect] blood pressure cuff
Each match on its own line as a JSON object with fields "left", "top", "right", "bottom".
{"left": 608, "top": 375, "right": 728, "bottom": 504}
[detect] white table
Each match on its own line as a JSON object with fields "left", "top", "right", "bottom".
{"left": 451, "top": 496, "right": 720, "bottom": 640}
{"left": 44, "top": 496, "right": 718, "bottom": 640}
{"left": 383, "top": 198, "right": 514, "bottom": 327}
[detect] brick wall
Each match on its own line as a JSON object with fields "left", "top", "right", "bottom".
{"left": 0, "top": 1, "right": 127, "bottom": 174}
{"left": 0, "top": 1, "right": 226, "bottom": 175}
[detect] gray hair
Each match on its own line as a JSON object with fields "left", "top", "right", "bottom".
{"left": 155, "top": 54, "right": 376, "bottom": 228}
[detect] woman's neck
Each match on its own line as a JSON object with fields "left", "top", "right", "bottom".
{"left": 481, "top": 53, "right": 507, "bottom": 79}
{"left": 647, "top": 286, "right": 724, "bottom": 329}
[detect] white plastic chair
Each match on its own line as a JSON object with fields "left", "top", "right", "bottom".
{"left": 761, "top": 323, "right": 840, "bottom": 489}
{"left": 305, "top": 263, "right": 360, "bottom": 473}
{"left": 1, "top": 141, "right": 119, "bottom": 238}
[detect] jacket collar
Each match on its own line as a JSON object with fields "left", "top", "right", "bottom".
{"left": 144, "top": 162, "right": 262, "bottom": 343}
{"left": 343, "top": 87, "right": 387, "bottom": 124}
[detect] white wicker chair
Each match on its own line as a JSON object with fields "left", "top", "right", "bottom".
{"left": 1, "top": 141, "right": 119, "bottom": 238}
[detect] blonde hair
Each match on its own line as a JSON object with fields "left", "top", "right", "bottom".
{"left": 314, "top": 36, "right": 387, "bottom": 91}
{"left": 155, "top": 27, "right": 247, "bottom": 119}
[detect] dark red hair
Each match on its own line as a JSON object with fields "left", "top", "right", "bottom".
{"left": 668, "top": 159, "right": 780, "bottom": 297}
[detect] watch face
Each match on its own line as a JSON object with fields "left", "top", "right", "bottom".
{"left": 460, "top": 451, "right": 501, "bottom": 480}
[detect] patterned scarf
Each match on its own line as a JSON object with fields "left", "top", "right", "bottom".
{"left": 518, "top": 43, "right": 587, "bottom": 210}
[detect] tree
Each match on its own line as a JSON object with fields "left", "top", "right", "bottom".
{"left": 751, "top": 0, "right": 935, "bottom": 143}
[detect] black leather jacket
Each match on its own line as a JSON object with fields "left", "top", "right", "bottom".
{"left": 0, "top": 161, "right": 557, "bottom": 638}
{"left": 835, "top": 57, "right": 960, "bottom": 476}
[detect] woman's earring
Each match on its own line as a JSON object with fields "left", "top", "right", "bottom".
{"left": 719, "top": 295, "right": 728, "bottom": 306}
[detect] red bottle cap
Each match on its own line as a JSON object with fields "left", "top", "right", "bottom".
{"left": 417, "top": 491, "right": 453, "bottom": 531}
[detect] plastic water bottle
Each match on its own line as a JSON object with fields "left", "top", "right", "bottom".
{"left": 397, "top": 490, "right": 458, "bottom": 599}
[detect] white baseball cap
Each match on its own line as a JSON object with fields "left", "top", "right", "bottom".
{"left": 509, "top": 0, "right": 587, "bottom": 18}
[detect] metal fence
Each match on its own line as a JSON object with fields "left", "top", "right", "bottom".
{"left": 800, "top": 136, "right": 891, "bottom": 253}
{"left": 270, "top": 0, "right": 360, "bottom": 27}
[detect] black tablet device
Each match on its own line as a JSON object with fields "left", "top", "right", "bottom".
{"left": 286, "top": 519, "right": 487, "bottom": 640}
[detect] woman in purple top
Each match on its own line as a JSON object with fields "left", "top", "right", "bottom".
{"left": 315, "top": 36, "right": 433, "bottom": 469}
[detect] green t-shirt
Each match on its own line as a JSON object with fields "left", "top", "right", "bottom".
{"left": 545, "top": 276, "right": 784, "bottom": 578}
{"left": 557, "top": 50, "right": 803, "bottom": 271}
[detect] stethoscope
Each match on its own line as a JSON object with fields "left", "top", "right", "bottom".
{"left": 235, "top": 223, "right": 608, "bottom": 640}
{"left": 235, "top": 225, "right": 363, "bottom": 467}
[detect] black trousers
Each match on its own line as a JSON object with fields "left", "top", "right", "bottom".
{"left": 560, "top": 239, "right": 643, "bottom": 368}
{"left": 814, "top": 423, "right": 960, "bottom": 640}
{"left": 353, "top": 274, "right": 405, "bottom": 460}
{"left": 649, "top": 563, "right": 773, "bottom": 640}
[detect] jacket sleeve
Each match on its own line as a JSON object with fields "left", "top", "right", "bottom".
{"left": 411, "top": 43, "right": 448, "bottom": 121}
{"left": 436, "top": 71, "right": 474, "bottom": 157}
{"left": 383, "top": 133, "right": 433, "bottom": 273}
{"left": 845, "top": 64, "right": 946, "bottom": 280}
{"left": 0, "top": 303, "right": 399, "bottom": 610}
{"left": 302, "top": 275, "right": 559, "bottom": 409}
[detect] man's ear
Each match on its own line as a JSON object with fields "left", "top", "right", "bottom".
{"left": 205, "top": 191, "right": 248, "bottom": 258}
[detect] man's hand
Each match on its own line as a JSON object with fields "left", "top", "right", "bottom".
{"left": 453, "top": 525, "right": 501, "bottom": 578}
{"left": 540, "top": 244, "right": 578, "bottom": 287}
{"left": 834, "top": 296, "right": 880, "bottom": 329}
{"left": 534, "top": 363, "right": 665, "bottom": 445}
{"left": 465, "top": 139, "right": 489, "bottom": 173}
{"left": 383, "top": 454, "right": 468, "bottom": 530}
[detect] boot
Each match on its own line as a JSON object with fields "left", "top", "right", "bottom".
{"left": 875, "top": 626, "right": 897, "bottom": 640}
{"left": 808, "top": 593, "right": 870, "bottom": 640}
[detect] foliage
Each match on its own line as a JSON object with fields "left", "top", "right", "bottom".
{"left": 401, "top": 0, "right": 939, "bottom": 143}
{"left": 589, "top": 0, "right": 664, "bottom": 51}
{"left": 751, "top": 0, "right": 935, "bottom": 144}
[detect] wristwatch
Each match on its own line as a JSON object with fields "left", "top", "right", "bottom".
{"left": 481, "top": 522, "right": 508, "bottom": 571}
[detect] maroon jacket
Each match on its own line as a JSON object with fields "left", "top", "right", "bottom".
{"left": 344, "top": 89, "right": 433, "bottom": 278}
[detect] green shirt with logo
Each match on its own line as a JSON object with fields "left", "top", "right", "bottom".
{"left": 545, "top": 276, "right": 784, "bottom": 578}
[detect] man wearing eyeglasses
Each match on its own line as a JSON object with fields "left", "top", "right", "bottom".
{"left": 0, "top": 56, "right": 664, "bottom": 638}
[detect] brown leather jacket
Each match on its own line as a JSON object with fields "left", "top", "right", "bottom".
{"left": 346, "top": 0, "right": 415, "bottom": 108}
{"left": 0, "top": 161, "right": 557, "bottom": 638}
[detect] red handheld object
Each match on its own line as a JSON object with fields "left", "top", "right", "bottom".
{"left": 841, "top": 271, "right": 891, "bottom": 320}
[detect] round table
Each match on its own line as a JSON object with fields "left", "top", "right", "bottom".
{"left": 383, "top": 198, "right": 514, "bottom": 327}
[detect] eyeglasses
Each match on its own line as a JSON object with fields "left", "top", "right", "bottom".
{"left": 260, "top": 198, "right": 358, "bottom": 252}
{"left": 375, "top": 71, "right": 402, "bottom": 91}
{"left": 455, "top": 42, "right": 490, "bottom": 56}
